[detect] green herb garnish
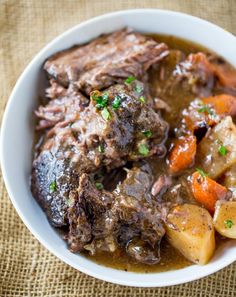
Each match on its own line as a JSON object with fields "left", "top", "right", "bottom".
{"left": 135, "top": 85, "right": 143, "bottom": 93}
{"left": 139, "top": 96, "right": 146, "bottom": 103}
{"left": 112, "top": 95, "right": 121, "bottom": 110}
{"left": 92, "top": 91, "right": 109, "bottom": 109}
{"left": 196, "top": 168, "right": 208, "bottom": 178}
{"left": 224, "top": 219, "right": 234, "bottom": 229}
{"left": 142, "top": 130, "right": 152, "bottom": 138}
{"left": 218, "top": 144, "right": 227, "bottom": 156}
{"left": 95, "top": 182, "right": 104, "bottom": 190}
{"left": 125, "top": 76, "right": 136, "bottom": 84}
{"left": 197, "top": 105, "right": 215, "bottom": 116}
{"left": 49, "top": 180, "right": 57, "bottom": 193}
{"left": 101, "top": 107, "right": 111, "bottom": 121}
{"left": 98, "top": 144, "right": 105, "bottom": 153}
{"left": 138, "top": 144, "right": 149, "bottom": 156}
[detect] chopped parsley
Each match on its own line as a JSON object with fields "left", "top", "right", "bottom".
{"left": 197, "top": 105, "right": 215, "bottom": 116}
{"left": 139, "top": 96, "right": 146, "bottom": 103}
{"left": 196, "top": 168, "right": 208, "bottom": 178}
{"left": 138, "top": 144, "right": 149, "bottom": 156}
{"left": 92, "top": 91, "right": 109, "bottom": 109}
{"left": 135, "top": 85, "right": 143, "bottom": 93}
{"left": 125, "top": 76, "right": 136, "bottom": 84}
{"left": 95, "top": 182, "right": 104, "bottom": 190}
{"left": 218, "top": 144, "right": 227, "bottom": 156}
{"left": 224, "top": 219, "right": 234, "bottom": 229}
{"left": 49, "top": 180, "right": 57, "bottom": 193}
{"left": 142, "top": 130, "right": 152, "bottom": 138}
{"left": 101, "top": 107, "right": 111, "bottom": 121}
{"left": 112, "top": 95, "right": 121, "bottom": 110}
{"left": 98, "top": 144, "right": 104, "bottom": 153}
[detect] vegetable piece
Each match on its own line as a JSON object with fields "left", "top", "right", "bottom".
{"left": 182, "top": 99, "right": 219, "bottom": 134}
{"left": 138, "top": 143, "right": 149, "bottom": 156}
{"left": 135, "top": 85, "right": 143, "bottom": 93}
{"left": 168, "top": 135, "right": 196, "bottom": 174}
{"left": 165, "top": 204, "right": 215, "bottom": 264}
{"left": 95, "top": 182, "right": 104, "bottom": 190}
{"left": 197, "top": 116, "right": 236, "bottom": 178}
{"left": 203, "top": 94, "right": 236, "bottom": 117}
{"left": 112, "top": 95, "right": 121, "bottom": 110}
{"left": 101, "top": 107, "right": 111, "bottom": 121}
{"left": 196, "top": 167, "right": 208, "bottom": 178}
{"left": 191, "top": 171, "right": 227, "bottom": 213}
{"left": 225, "top": 219, "right": 234, "bottom": 229}
{"left": 49, "top": 180, "right": 57, "bottom": 193}
{"left": 142, "top": 130, "right": 152, "bottom": 138}
{"left": 139, "top": 96, "right": 146, "bottom": 103}
{"left": 125, "top": 76, "right": 136, "bottom": 84}
{"left": 213, "top": 201, "right": 236, "bottom": 238}
{"left": 218, "top": 144, "right": 227, "bottom": 156}
{"left": 223, "top": 165, "right": 236, "bottom": 189}
{"left": 213, "top": 64, "right": 236, "bottom": 89}
{"left": 98, "top": 144, "right": 104, "bottom": 153}
{"left": 91, "top": 91, "right": 109, "bottom": 109}
{"left": 197, "top": 105, "right": 216, "bottom": 116}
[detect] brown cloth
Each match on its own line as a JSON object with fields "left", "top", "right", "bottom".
{"left": 0, "top": 0, "right": 236, "bottom": 296}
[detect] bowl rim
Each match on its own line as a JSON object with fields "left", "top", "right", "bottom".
{"left": 1, "top": 8, "right": 236, "bottom": 287}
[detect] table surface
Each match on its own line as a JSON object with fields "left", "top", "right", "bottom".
{"left": 0, "top": 1, "right": 236, "bottom": 296}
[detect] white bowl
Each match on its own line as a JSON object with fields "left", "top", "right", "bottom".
{"left": 1, "top": 9, "right": 236, "bottom": 287}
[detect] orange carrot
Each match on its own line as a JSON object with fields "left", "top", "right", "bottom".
{"left": 168, "top": 135, "right": 196, "bottom": 174}
{"left": 203, "top": 94, "right": 236, "bottom": 117}
{"left": 191, "top": 171, "right": 228, "bottom": 214}
{"left": 213, "top": 64, "right": 236, "bottom": 88}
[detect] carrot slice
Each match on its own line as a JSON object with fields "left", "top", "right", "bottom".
{"left": 203, "top": 94, "right": 236, "bottom": 117}
{"left": 213, "top": 64, "right": 236, "bottom": 88}
{"left": 191, "top": 172, "right": 227, "bottom": 214}
{"left": 168, "top": 135, "right": 196, "bottom": 174}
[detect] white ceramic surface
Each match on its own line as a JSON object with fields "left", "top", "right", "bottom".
{"left": 1, "top": 9, "right": 236, "bottom": 287}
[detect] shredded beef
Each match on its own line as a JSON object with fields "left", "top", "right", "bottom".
{"left": 44, "top": 28, "right": 169, "bottom": 95}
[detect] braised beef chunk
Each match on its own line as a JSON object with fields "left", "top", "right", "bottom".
{"left": 35, "top": 87, "right": 89, "bottom": 130}
{"left": 67, "top": 165, "right": 165, "bottom": 264}
{"left": 67, "top": 173, "right": 116, "bottom": 253}
{"left": 44, "top": 28, "right": 169, "bottom": 95}
{"left": 126, "top": 239, "right": 161, "bottom": 265}
{"left": 31, "top": 150, "right": 77, "bottom": 227}
{"left": 45, "top": 79, "right": 68, "bottom": 99}
{"left": 47, "top": 81, "right": 168, "bottom": 170}
{"left": 115, "top": 163, "right": 154, "bottom": 203}
{"left": 31, "top": 128, "right": 102, "bottom": 227}
{"left": 151, "top": 175, "right": 172, "bottom": 197}
{"left": 32, "top": 79, "right": 168, "bottom": 229}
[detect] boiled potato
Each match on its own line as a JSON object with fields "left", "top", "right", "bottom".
{"left": 197, "top": 116, "right": 236, "bottom": 179}
{"left": 223, "top": 165, "right": 236, "bottom": 188}
{"left": 213, "top": 200, "right": 236, "bottom": 238}
{"left": 165, "top": 204, "right": 215, "bottom": 264}
{"left": 223, "top": 165, "right": 236, "bottom": 198}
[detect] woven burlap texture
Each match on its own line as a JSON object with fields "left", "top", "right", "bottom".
{"left": 0, "top": 1, "right": 236, "bottom": 296}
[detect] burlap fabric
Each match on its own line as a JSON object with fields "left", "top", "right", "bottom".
{"left": 0, "top": 0, "right": 236, "bottom": 296}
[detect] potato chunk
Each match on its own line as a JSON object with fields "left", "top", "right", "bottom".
{"left": 222, "top": 165, "right": 236, "bottom": 198}
{"left": 197, "top": 116, "right": 236, "bottom": 179}
{"left": 213, "top": 201, "right": 236, "bottom": 238}
{"left": 165, "top": 204, "right": 215, "bottom": 264}
{"left": 223, "top": 165, "right": 236, "bottom": 188}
